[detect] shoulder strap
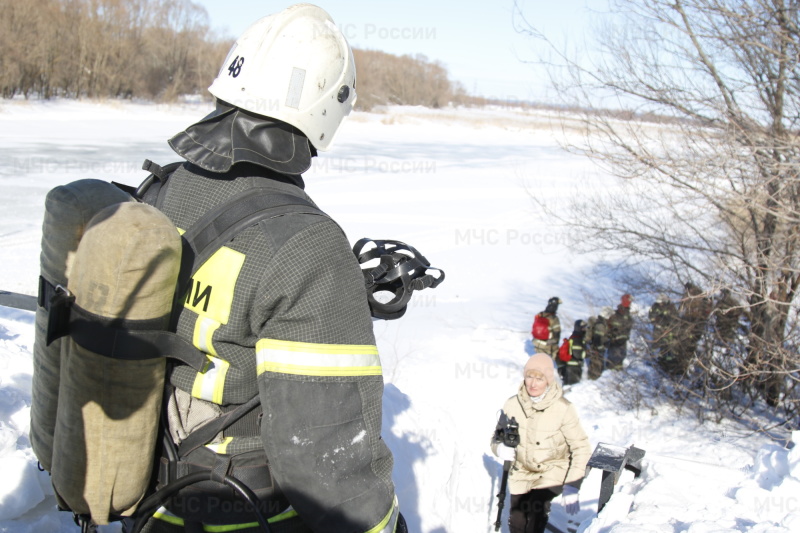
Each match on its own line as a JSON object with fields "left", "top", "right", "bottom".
{"left": 181, "top": 187, "right": 325, "bottom": 274}
{"left": 112, "top": 160, "right": 182, "bottom": 206}
{"left": 173, "top": 186, "right": 328, "bottom": 321}
{"left": 137, "top": 160, "right": 184, "bottom": 208}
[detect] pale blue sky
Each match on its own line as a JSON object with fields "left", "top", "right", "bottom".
{"left": 192, "top": 0, "right": 605, "bottom": 102}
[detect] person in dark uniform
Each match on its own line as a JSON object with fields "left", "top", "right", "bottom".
{"left": 139, "top": 5, "right": 402, "bottom": 532}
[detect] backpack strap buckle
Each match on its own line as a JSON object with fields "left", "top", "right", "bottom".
{"left": 45, "top": 284, "right": 75, "bottom": 345}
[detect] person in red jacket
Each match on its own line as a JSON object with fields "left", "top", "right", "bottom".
{"left": 531, "top": 297, "right": 562, "bottom": 358}
{"left": 558, "top": 320, "right": 587, "bottom": 385}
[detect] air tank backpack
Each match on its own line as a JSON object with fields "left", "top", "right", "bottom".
{"left": 30, "top": 160, "right": 326, "bottom": 532}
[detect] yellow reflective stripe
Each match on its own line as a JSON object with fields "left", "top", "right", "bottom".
{"left": 153, "top": 506, "right": 299, "bottom": 530}
{"left": 206, "top": 436, "right": 233, "bottom": 454}
{"left": 365, "top": 496, "right": 399, "bottom": 533}
{"left": 153, "top": 507, "right": 183, "bottom": 526}
{"left": 266, "top": 508, "right": 298, "bottom": 524}
{"left": 192, "top": 355, "right": 230, "bottom": 403}
{"left": 256, "top": 339, "right": 381, "bottom": 377}
{"left": 203, "top": 523, "right": 258, "bottom": 532}
{"left": 194, "top": 316, "right": 221, "bottom": 356}
{"left": 203, "top": 509, "right": 299, "bottom": 531}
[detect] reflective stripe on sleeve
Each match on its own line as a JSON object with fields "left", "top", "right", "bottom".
{"left": 256, "top": 338, "right": 381, "bottom": 377}
{"left": 194, "top": 316, "right": 221, "bottom": 356}
{"left": 366, "top": 496, "right": 400, "bottom": 533}
{"left": 192, "top": 355, "right": 230, "bottom": 403}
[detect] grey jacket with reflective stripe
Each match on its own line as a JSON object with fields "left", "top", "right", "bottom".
{"left": 158, "top": 163, "right": 398, "bottom": 532}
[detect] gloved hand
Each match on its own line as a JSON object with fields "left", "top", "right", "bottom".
{"left": 562, "top": 485, "right": 580, "bottom": 515}
{"left": 496, "top": 443, "right": 516, "bottom": 463}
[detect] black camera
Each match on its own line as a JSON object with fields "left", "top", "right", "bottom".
{"left": 494, "top": 411, "right": 520, "bottom": 448}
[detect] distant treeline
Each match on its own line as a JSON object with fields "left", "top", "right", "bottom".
{"left": 352, "top": 49, "right": 468, "bottom": 110}
{"left": 0, "top": 0, "right": 229, "bottom": 100}
{"left": 0, "top": 0, "right": 472, "bottom": 110}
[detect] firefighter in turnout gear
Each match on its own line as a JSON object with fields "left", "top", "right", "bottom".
{"left": 137, "top": 5, "right": 402, "bottom": 532}
{"left": 586, "top": 308, "right": 611, "bottom": 380}
{"left": 674, "top": 282, "right": 713, "bottom": 374}
{"left": 713, "top": 288, "right": 743, "bottom": 346}
{"left": 606, "top": 294, "right": 634, "bottom": 371}
{"left": 649, "top": 294, "right": 676, "bottom": 347}
{"left": 531, "top": 297, "right": 562, "bottom": 358}
{"left": 557, "top": 320, "right": 587, "bottom": 385}
{"left": 649, "top": 294, "right": 680, "bottom": 374}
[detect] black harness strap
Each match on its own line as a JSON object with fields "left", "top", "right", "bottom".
{"left": 172, "top": 186, "right": 327, "bottom": 328}
{"left": 37, "top": 275, "right": 61, "bottom": 309}
{"left": 43, "top": 289, "right": 209, "bottom": 371}
{"left": 180, "top": 187, "right": 324, "bottom": 273}
{"left": 68, "top": 305, "right": 210, "bottom": 371}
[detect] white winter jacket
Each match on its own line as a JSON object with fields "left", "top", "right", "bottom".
{"left": 492, "top": 382, "right": 591, "bottom": 494}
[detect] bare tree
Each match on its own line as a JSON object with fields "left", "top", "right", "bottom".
{"left": 517, "top": 0, "right": 800, "bottom": 423}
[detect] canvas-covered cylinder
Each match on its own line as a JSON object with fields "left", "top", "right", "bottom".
{"left": 50, "top": 201, "right": 182, "bottom": 525}
{"left": 30, "top": 180, "right": 133, "bottom": 473}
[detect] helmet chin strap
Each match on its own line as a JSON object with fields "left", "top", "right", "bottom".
{"left": 353, "top": 239, "right": 445, "bottom": 320}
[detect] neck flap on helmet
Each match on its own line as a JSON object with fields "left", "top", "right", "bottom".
{"left": 353, "top": 239, "right": 445, "bottom": 320}
{"left": 168, "top": 100, "right": 314, "bottom": 175}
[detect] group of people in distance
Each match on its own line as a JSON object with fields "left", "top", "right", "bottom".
{"left": 649, "top": 282, "right": 744, "bottom": 376}
{"left": 527, "top": 282, "right": 745, "bottom": 384}
{"left": 530, "top": 294, "right": 635, "bottom": 385}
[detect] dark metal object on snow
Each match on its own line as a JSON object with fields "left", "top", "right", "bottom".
{"left": 586, "top": 443, "right": 646, "bottom": 513}
{"left": 0, "top": 290, "right": 37, "bottom": 311}
{"left": 545, "top": 522, "right": 576, "bottom": 533}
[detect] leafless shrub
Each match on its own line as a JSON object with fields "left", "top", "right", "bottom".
{"left": 516, "top": 0, "right": 800, "bottom": 431}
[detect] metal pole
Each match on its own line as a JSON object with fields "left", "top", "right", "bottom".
{"left": 494, "top": 460, "right": 512, "bottom": 531}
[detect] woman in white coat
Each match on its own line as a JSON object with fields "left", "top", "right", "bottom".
{"left": 492, "top": 353, "right": 591, "bottom": 533}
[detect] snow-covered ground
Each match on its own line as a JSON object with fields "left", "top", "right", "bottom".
{"left": 0, "top": 99, "right": 797, "bottom": 532}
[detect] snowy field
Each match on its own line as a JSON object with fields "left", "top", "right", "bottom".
{"left": 0, "top": 99, "right": 798, "bottom": 532}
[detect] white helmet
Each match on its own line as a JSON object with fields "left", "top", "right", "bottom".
{"left": 208, "top": 3, "right": 357, "bottom": 151}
